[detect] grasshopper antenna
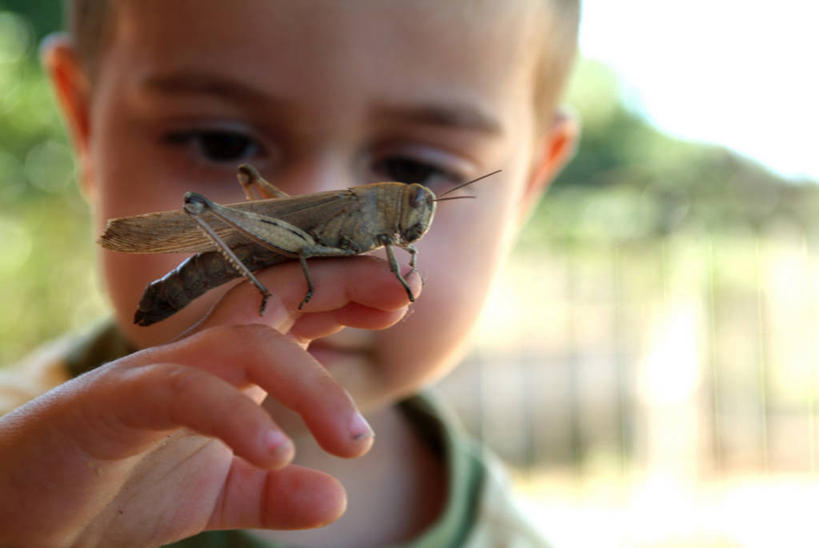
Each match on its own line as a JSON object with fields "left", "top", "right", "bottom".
{"left": 434, "top": 195, "right": 476, "bottom": 202}
{"left": 438, "top": 169, "right": 502, "bottom": 198}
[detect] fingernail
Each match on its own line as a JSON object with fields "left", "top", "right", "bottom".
{"left": 349, "top": 412, "right": 374, "bottom": 441}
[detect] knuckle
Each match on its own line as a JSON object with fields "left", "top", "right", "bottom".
{"left": 240, "top": 324, "right": 292, "bottom": 354}
{"left": 206, "top": 323, "right": 278, "bottom": 347}
{"left": 163, "top": 363, "right": 206, "bottom": 396}
{"left": 238, "top": 322, "right": 278, "bottom": 339}
{"left": 116, "top": 361, "right": 203, "bottom": 400}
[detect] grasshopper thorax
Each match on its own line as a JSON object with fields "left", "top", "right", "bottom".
{"left": 399, "top": 184, "right": 437, "bottom": 243}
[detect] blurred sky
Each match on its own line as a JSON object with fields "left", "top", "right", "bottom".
{"left": 579, "top": 0, "right": 819, "bottom": 183}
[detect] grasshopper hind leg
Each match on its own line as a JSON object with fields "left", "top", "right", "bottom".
{"left": 184, "top": 192, "right": 272, "bottom": 316}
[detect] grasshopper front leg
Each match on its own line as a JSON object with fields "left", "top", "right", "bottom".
{"left": 382, "top": 241, "right": 416, "bottom": 302}
{"left": 404, "top": 243, "right": 418, "bottom": 273}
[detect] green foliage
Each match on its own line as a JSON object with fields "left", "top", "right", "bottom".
{"left": 522, "top": 59, "right": 819, "bottom": 247}
{"left": 0, "top": 1, "right": 61, "bottom": 44}
{"left": 0, "top": 9, "right": 105, "bottom": 365}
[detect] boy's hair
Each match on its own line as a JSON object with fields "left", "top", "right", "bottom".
{"left": 65, "top": 0, "right": 115, "bottom": 78}
{"left": 65, "top": 0, "right": 579, "bottom": 123}
{"left": 535, "top": 0, "right": 581, "bottom": 121}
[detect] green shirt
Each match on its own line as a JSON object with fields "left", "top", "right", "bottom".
{"left": 2, "top": 321, "right": 551, "bottom": 547}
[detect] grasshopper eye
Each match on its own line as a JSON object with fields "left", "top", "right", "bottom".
{"left": 408, "top": 184, "right": 435, "bottom": 210}
{"left": 409, "top": 185, "right": 425, "bottom": 208}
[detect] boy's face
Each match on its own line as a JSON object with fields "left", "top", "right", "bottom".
{"left": 51, "top": 0, "right": 575, "bottom": 412}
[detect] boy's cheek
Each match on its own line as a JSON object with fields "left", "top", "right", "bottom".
{"left": 370, "top": 227, "right": 502, "bottom": 377}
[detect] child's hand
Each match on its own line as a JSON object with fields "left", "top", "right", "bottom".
{"left": 0, "top": 256, "right": 419, "bottom": 547}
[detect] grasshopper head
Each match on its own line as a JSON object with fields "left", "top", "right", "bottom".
{"left": 399, "top": 184, "right": 437, "bottom": 243}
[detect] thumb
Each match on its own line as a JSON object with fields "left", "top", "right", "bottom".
{"left": 206, "top": 460, "right": 346, "bottom": 531}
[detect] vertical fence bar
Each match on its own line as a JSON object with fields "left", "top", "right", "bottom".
{"left": 807, "top": 234, "right": 819, "bottom": 473}
{"left": 754, "top": 232, "right": 771, "bottom": 472}
{"left": 521, "top": 356, "right": 537, "bottom": 471}
{"left": 611, "top": 240, "right": 631, "bottom": 473}
{"left": 706, "top": 236, "right": 723, "bottom": 472}
{"left": 564, "top": 247, "right": 583, "bottom": 470}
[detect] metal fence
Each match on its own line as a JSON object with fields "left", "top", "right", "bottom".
{"left": 437, "top": 226, "right": 819, "bottom": 479}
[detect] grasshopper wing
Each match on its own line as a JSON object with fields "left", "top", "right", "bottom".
{"left": 98, "top": 189, "right": 359, "bottom": 254}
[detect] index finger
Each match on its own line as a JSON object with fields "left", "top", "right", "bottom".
{"left": 131, "top": 324, "right": 374, "bottom": 458}
{"left": 192, "top": 255, "right": 421, "bottom": 337}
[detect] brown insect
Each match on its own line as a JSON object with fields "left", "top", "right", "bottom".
{"left": 98, "top": 165, "right": 499, "bottom": 326}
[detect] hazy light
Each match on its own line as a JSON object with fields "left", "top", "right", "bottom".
{"left": 580, "top": 0, "right": 819, "bottom": 182}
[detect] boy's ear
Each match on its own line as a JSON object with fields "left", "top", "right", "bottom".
{"left": 518, "top": 109, "right": 579, "bottom": 222}
{"left": 40, "top": 33, "right": 95, "bottom": 200}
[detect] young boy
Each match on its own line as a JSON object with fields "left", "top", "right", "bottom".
{"left": 0, "top": 1, "right": 579, "bottom": 546}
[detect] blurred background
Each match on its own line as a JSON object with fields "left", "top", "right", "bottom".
{"left": 1, "top": 2, "right": 818, "bottom": 547}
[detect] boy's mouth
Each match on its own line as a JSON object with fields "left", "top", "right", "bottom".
{"left": 308, "top": 345, "right": 351, "bottom": 369}
{"left": 307, "top": 328, "right": 373, "bottom": 367}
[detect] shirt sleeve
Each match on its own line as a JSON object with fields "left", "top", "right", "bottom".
{"left": 0, "top": 335, "right": 75, "bottom": 416}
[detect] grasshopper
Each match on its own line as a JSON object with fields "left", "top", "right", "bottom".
{"left": 99, "top": 165, "right": 499, "bottom": 326}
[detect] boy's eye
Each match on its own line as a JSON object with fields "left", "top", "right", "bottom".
{"left": 164, "top": 129, "right": 261, "bottom": 164}
{"left": 373, "top": 156, "right": 461, "bottom": 190}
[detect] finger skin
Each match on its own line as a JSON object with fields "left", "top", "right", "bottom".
{"left": 0, "top": 327, "right": 365, "bottom": 545}
{"left": 0, "top": 256, "right": 419, "bottom": 546}
{"left": 71, "top": 360, "right": 295, "bottom": 468}
{"left": 208, "top": 461, "right": 347, "bottom": 530}
{"left": 196, "top": 255, "right": 422, "bottom": 330}
{"left": 132, "top": 325, "right": 375, "bottom": 458}
{"left": 287, "top": 303, "right": 406, "bottom": 341}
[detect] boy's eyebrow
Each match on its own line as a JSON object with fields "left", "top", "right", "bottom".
{"left": 372, "top": 102, "right": 504, "bottom": 136}
{"left": 141, "top": 72, "right": 272, "bottom": 104}
{"left": 140, "top": 72, "right": 503, "bottom": 135}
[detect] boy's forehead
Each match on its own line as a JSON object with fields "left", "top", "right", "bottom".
{"left": 112, "top": 0, "right": 544, "bottom": 39}
{"left": 108, "top": 0, "right": 544, "bottom": 116}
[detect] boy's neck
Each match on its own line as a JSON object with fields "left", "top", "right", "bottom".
{"left": 251, "top": 401, "right": 447, "bottom": 547}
